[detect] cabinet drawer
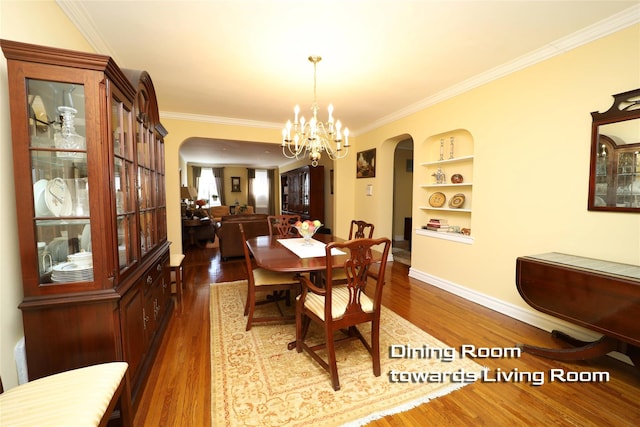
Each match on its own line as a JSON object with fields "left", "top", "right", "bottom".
{"left": 142, "top": 258, "right": 165, "bottom": 294}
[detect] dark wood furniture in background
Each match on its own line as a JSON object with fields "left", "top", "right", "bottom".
{"left": 2, "top": 40, "right": 171, "bottom": 410}
{"left": 281, "top": 165, "right": 325, "bottom": 223}
{"left": 182, "top": 217, "right": 213, "bottom": 248}
{"left": 516, "top": 252, "right": 640, "bottom": 367}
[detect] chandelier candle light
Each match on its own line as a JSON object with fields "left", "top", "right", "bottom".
{"left": 282, "top": 56, "right": 349, "bottom": 167}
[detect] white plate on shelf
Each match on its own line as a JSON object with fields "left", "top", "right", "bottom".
{"left": 33, "top": 179, "right": 50, "bottom": 216}
{"left": 44, "top": 178, "right": 72, "bottom": 217}
{"left": 52, "top": 262, "right": 93, "bottom": 272}
{"left": 80, "top": 224, "right": 92, "bottom": 252}
{"left": 51, "top": 262, "right": 93, "bottom": 282}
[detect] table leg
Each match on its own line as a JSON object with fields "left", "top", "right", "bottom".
{"left": 517, "top": 332, "right": 619, "bottom": 361}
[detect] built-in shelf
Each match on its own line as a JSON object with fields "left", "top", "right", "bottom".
{"left": 416, "top": 228, "right": 474, "bottom": 244}
{"left": 419, "top": 206, "right": 472, "bottom": 213}
{"left": 420, "top": 155, "right": 474, "bottom": 167}
{"left": 419, "top": 133, "right": 474, "bottom": 242}
{"left": 421, "top": 183, "right": 473, "bottom": 188}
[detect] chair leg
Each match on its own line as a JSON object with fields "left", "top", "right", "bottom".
{"left": 296, "top": 306, "right": 311, "bottom": 353}
{"left": 372, "top": 318, "right": 381, "bottom": 377}
{"left": 326, "top": 326, "right": 340, "bottom": 391}
{"left": 119, "top": 370, "right": 133, "bottom": 427}
{"left": 295, "top": 305, "right": 303, "bottom": 352}
{"left": 245, "top": 290, "right": 256, "bottom": 331}
{"left": 243, "top": 282, "right": 250, "bottom": 316}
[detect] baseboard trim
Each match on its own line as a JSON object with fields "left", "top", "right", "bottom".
{"left": 408, "top": 267, "right": 632, "bottom": 364}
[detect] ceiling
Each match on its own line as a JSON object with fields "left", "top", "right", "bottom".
{"left": 58, "top": 1, "right": 639, "bottom": 167}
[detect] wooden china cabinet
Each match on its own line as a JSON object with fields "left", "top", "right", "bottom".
{"left": 1, "top": 40, "right": 172, "bottom": 407}
{"left": 280, "top": 165, "right": 325, "bottom": 224}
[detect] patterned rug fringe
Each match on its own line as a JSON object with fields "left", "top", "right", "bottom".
{"left": 343, "top": 380, "right": 470, "bottom": 427}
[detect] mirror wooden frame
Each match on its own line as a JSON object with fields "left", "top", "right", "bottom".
{"left": 588, "top": 88, "right": 640, "bottom": 212}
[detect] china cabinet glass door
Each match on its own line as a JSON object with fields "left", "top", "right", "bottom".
{"left": 136, "top": 101, "right": 157, "bottom": 256}
{"left": 28, "top": 78, "right": 93, "bottom": 285}
{"left": 112, "top": 93, "right": 137, "bottom": 271}
{"left": 155, "top": 135, "right": 167, "bottom": 242}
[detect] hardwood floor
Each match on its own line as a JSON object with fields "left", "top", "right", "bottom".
{"left": 135, "top": 246, "right": 640, "bottom": 426}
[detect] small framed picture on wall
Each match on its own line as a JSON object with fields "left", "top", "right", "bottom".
{"left": 231, "top": 176, "right": 241, "bottom": 192}
{"left": 356, "top": 148, "right": 376, "bottom": 178}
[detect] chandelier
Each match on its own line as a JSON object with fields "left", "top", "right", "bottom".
{"left": 282, "top": 56, "right": 349, "bottom": 167}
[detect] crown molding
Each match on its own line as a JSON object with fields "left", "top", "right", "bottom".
{"left": 56, "top": 1, "right": 121, "bottom": 63}
{"left": 357, "top": 4, "right": 640, "bottom": 135}
{"left": 159, "top": 111, "right": 282, "bottom": 129}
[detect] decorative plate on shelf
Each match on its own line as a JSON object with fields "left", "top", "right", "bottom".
{"left": 451, "top": 173, "right": 464, "bottom": 184}
{"left": 449, "top": 193, "right": 466, "bottom": 209}
{"left": 428, "top": 192, "right": 446, "bottom": 208}
{"left": 44, "top": 178, "right": 72, "bottom": 217}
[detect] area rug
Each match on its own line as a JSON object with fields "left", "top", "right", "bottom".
{"left": 210, "top": 281, "right": 482, "bottom": 426}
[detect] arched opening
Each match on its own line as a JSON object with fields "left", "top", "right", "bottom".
{"left": 392, "top": 137, "right": 414, "bottom": 265}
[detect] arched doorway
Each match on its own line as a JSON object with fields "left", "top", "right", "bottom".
{"left": 392, "top": 138, "right": 413, "bottom": 265}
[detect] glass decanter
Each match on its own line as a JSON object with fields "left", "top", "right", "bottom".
{"left": 54, "top": 106, "right": 85, "bottom": 157}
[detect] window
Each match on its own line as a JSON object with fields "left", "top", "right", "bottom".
{"left": 197, "top": 168, "right": 220, "bottom": 206}
{"left": 252, "top": 169, "right": 269, "bottom": 213}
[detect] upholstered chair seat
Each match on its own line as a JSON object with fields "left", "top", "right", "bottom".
{"left": 0, "top": 362, "right": 131, "bottom": 427}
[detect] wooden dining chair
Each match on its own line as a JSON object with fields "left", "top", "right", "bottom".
{"left": 348, "top": 219, "right": 375, "bottom": 239}
{"left": 267, "top": 214, "right": 301, "bottom": 237}
{"left": 295, "top": 237, "right": 391, "bottom": 391}
{"left": 239, "top": 223, "right": 300, "bottom": 331}
{"left": 332, "top": 220, "right": 378, "bottom": 284}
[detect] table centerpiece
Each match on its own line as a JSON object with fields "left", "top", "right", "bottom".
{"left": 295, "top": 220, "right": 322, "bottom": 245}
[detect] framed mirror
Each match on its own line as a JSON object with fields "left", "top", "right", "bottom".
{"left": 588, "top": 89, "right": 640, "bottom": 212}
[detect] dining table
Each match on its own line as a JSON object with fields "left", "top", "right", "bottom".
{"left": 245, "top": 234, "right": 348, "bottom": 274}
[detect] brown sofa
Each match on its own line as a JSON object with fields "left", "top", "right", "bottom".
{"left": 208, "top": 205, "right": 230, "bottom": 221}
{"left": 215, "top": 214, "right": 269, "bottom": 259}
{"left": 208, "top": 205, "right": 255, "bottom": 221}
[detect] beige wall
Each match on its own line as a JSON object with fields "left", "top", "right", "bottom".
{"left": 348, "top": 25, "right": 640, "bottom": 319}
